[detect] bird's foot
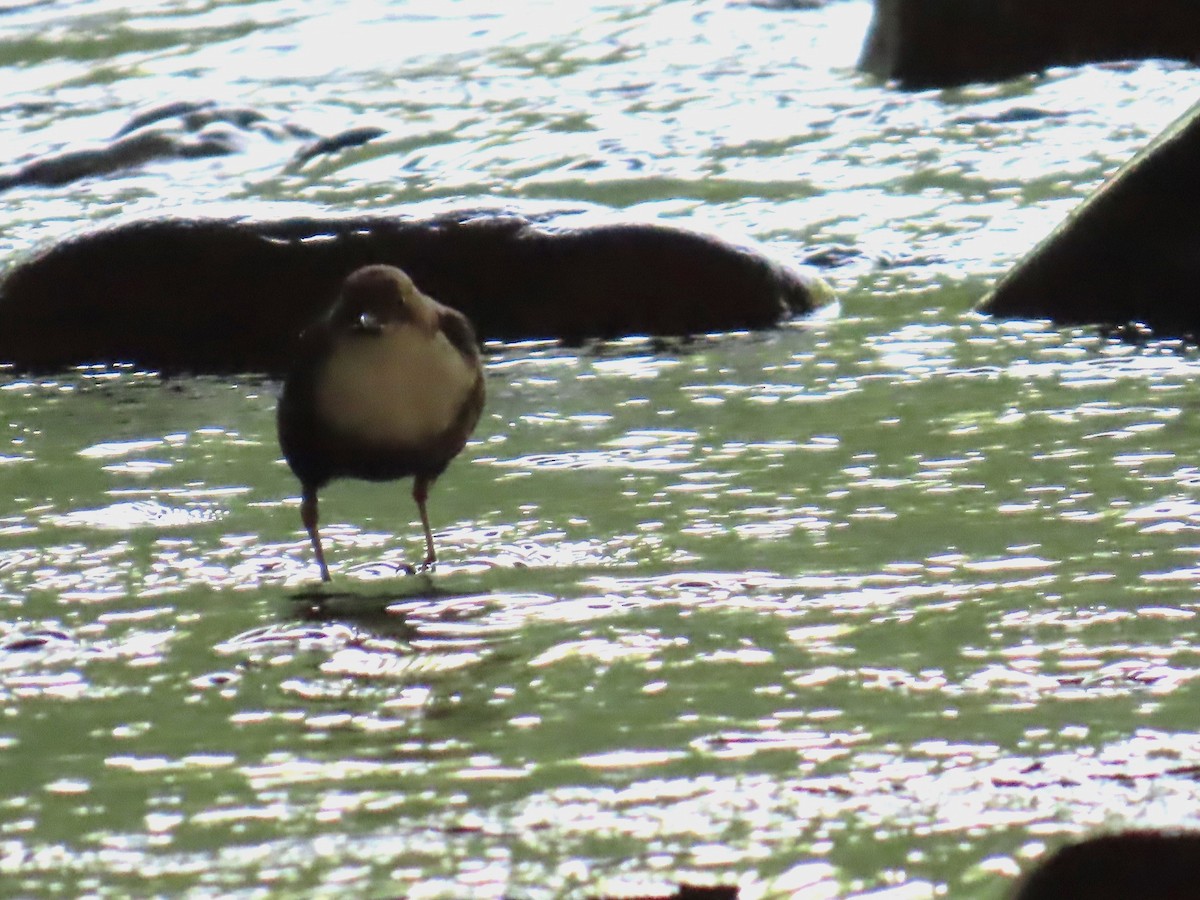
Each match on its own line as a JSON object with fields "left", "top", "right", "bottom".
{"left": 397, "top": 558, "right": 437, "bottom": 577}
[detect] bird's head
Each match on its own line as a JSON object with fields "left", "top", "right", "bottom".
{"left": 329, "top": 264, "right": 435, "bottom": 335}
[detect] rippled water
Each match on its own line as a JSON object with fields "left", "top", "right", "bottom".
{"left": 5, "top": 1, "right": 1200, "bottom": 898}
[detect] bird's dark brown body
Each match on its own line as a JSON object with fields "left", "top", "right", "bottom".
{"left": 277, "top": 264, "right": 485, "bottom": 581}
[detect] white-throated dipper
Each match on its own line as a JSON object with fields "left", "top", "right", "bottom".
{"left": 277, "top": 264, "right": 485, "bottom": 582}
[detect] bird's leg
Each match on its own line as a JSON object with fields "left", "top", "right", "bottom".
{"left": 413, "top": 474, "right": 436, "bottom": 568}
{"left": 301, "top": 486, "right": 331, "bottom": 582}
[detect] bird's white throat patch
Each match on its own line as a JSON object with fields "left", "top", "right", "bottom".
{"left": 315, "top": 323, "right": 476, "bottom": 447}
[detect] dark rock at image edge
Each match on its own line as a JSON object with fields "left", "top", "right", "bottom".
{"left": 978, "top": 98, "right": 1200, "bottom": 338}
{"left": 0, "top": 211, "right": 834, "bottom": 374}
{"left": 1012, "top": 830, "right": 1200, "bottom": 900}
{"left": 860, "top": 0, "right": 1200, "bottom": 88}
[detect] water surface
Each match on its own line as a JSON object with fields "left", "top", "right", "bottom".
{"left": 4, "top": 2, "right": 1200, "bottom": 897}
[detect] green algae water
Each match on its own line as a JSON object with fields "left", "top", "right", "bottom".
{"left": 5, "top": 2, "right": 1200, "bottom": 898}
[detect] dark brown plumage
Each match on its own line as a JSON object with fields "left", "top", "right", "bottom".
{"left": 277, "top": 264, "right": 485, "bottom": 581}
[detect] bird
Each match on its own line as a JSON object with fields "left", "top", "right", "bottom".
{"left": 277, "top": 263, "right": 485, "bottom": 582}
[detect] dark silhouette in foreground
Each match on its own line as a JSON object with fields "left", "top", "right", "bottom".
{"left": 1012, "top": 830, "right": 1200, "bottom": 900}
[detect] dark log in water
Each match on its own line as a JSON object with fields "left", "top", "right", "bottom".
{"left": 0, "top": 211, "right": 833, "bottom": 373}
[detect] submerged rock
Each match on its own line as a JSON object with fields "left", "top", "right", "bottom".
{"left": 0, "top": 211, "right": 833, "bottom": 373}
{"left": 860, "top": 0, "right": 1200, "bottom": 88}
{"left": 292, "top": 126, "right": 388, "bottom": 166}
{"left": 977, "top": 99, "right": 1200, "bottom": 337}
{"left": 1013, "top": 831, "right": 1200, "bottom": 900}
{"left": 0, "top": 127, "right": 240, "bottom": 191}
{"left": 0, "top": 100, "right": 351, "bottom": 192}
{"left": 594, "top": 886, "right": 736, "bottom": 900}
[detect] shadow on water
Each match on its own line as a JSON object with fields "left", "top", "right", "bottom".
{"left": 214, "top": 580, "right": 509, "bottom": 696}
{"left": 283, "top": 574, "right": 497, "bottom": 632}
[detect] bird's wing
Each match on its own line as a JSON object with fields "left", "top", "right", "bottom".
{"left": 437, "top": 308, "right": 480, "bottom": 359}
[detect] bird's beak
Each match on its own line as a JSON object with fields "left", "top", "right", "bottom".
{"left": 353, "top": 311, "right": 384, "bottom": 334}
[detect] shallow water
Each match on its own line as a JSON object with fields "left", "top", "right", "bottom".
{"left": 4, "top": 1, "right": 1200, "bottom": 898}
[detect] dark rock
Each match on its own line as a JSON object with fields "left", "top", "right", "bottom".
{"left": 113, "top": 100, "right": 222, "bottom": 137}
{"left": 0, "top": 102, "right": 325, "bottom": 193}
{"left": 0, "top": 211, "right": 833, "bottom": 374}
{"left": 859, "top": 0, "right": 1200, "bottom": 88}
{"left": 977, "top": 99, "right": 1200, "bottom": 337}
{"left": 293, "top": 127, "right": 388, "bottom": 165}
{"left": 112, "top": 100, "right": 303, "bottom": 141}
{"left": 950, "top": 107, "right": 1067, "bottom": 127}
{"left": 737, "top": 0, "right": 823, "bottom": 9}
{"left": 591, "top": 885, "right": 737, "bottom": 900}
{"left": 1012, "top": 831, "right": 1200, "bottom": 900}
{"left": 800, "top": 244, "right": 866, "bottom": 268}
{"left": 0, "top": 127, "right": 240, "bottom": 192}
